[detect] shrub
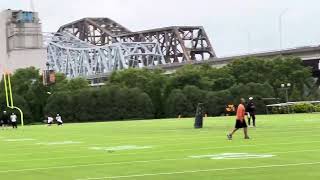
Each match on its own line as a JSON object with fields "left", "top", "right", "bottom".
{"left": 292, "top": 103, "right": 314, "bottom": 113}
{"left": 44, "top": 86, "right": 155, "bottom": 122}
{"left": 314, "top": 104, "right": 320, "bottom": 112}
{"left": 271, "top": 106, "right": 290, "bottom": 114}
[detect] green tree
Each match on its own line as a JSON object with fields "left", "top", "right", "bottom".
{"left": 268, "top": 56, "right": 312, "bottom": 100}
{"left": 205, "top": 90, "right": 233, "bottom": 116}
{"left": 109, "top": 68, "right": 167, "bottom": 118}
{"left": 182, "top": 85, "right": 206, "bottom": 112}
{"left": 165, "top": 89, "right": 193, "bottom": 117}
{"left": 227, "top": 56, "right": 313, "bottom": 101}
{"left": 8, "top": 67, "right": 49, "bottom": 122}
{"left": 199, "top": 65, "right": 236, "bottom": 91}
{"left": 226, "top": 57, "right": 271, "bottom": 84}
{"left": 44, "top": 91, "right": 75, "bottom": 122}
{"left": 168, "top": 65, "right": 203, "bottom": 89}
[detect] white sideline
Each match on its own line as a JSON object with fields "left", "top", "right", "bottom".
{"left": 70, "top": 127, "right": 320, "bottom": 142}
{"left": 1, "top": 125, "right": 319, "bottom": 146}
{"left": 0, "top": 158, "right": 190, "bottom": 173}
{"left": 0, "top": 148, "right": 319, "bottom": 173}
{"left": 0, "top": 145, "right": 319, "bottom": 164}
{"left": 1, "top": 139, "right": 320, "bottom": 162}
{"left": 75, "top": 161, "right": 320, "bottom": 180}
{"left": 1, "top": 129, "right": 319, "bottom": 153}
{"left": 4, "top": 138, "right": 35, "bottom": 142}
{"left": 78, "top": 127, "right": 320, "bottom": 141}
{"left": 0, "top": 148, "right": 318, "bottom": 164}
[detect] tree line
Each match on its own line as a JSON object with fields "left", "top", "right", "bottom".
{"left": 0, "top": 56, "right": 317, "bottom": 124}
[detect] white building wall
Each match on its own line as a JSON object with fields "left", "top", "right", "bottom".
{"left": 7, "top": 49, "right": 46, "bottom": 73}
{"left": 0, "top": 11, "right": 8, "bottom": 75}
{"left": 0, "top": 10, "right": 46, "bottom": 76}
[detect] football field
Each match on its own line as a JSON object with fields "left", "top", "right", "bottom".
{"left": 0, "top": 114, "right": 319, "bottom": 180}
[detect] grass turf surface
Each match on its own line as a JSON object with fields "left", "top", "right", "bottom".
{"left": 0, "top": 114, "right": 319, "bottom": 180}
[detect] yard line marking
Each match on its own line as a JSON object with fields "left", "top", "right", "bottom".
{"left": 69, "top": 127, "right": 320, "bottom": 141}
{"left": 1, "top": 147, "right": 319, "bottom": 164}
{"left": 0, "top": 148, "right": 320, "bottom": 172}
{"left": 36, "top": 141, "right": 82, "bottom": 145}
{"left": 75, "top": 161, "right": 320, "bottom": 179}
{"left": 1, "top": 138, "right": 320, "bottom": 159}
{"left": 1, "top": 130, "right": 319, "bottom": 153}
{"left": 0, "top": 124, "right": 318, "bottom": 143}
{"left": 0, "top": 158, "right": 190, "bottom": 173}
{"left": 89, "top": 145, "right": 153, "bottom": 151}
{"left": 1, "top": 126, "right": 308, "bottom": 147}
{"left": 190, "top": 153, "right": 275, "bottom": 159}
{"left": 4, "top": 138, "right": 35, "bottom": 142}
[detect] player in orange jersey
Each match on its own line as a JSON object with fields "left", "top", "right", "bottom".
{"left": 227, "top": 98, "right": 250, "bottom": 140}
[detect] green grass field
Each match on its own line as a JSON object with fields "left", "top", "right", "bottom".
{"left": 0, "top": 114, "right": 320, "bottom": 180}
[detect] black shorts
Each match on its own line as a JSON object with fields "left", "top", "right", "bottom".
{"left": 3, "top": 120, "right": 8, "bottom": 125}
{"left": 235, "top": 119, "right": 247, "bottom": 129}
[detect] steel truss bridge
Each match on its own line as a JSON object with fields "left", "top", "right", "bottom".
{"left": 46, "top": 18, "right": 320, "bottom": 82}
{"left": 48, "top": 18, "right": 216, "bottom": 78}
{"left": 46, "top": 32, "right": 165, "bottom": 78}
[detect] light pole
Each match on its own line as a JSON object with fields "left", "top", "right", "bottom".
{"left": 279, "top": 9, "right": 288, "bottom": 52}
{"left": 247, "top": 31, "right": 251, "bottom": 53}
{"left": 281, "top": 83, "right": 291, "bottom": 102}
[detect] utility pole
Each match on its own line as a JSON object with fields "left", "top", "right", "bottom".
{"left": 30, "top": 0, "right": 35, "bottom": 12}
{"left": 279, "top": 9, "right": 288, "bottom": 53}
{"left": 247, "top": 31, "right": 251, "bottom": 54}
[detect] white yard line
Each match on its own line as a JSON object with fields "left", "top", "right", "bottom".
{"left": 4, "top": 138, "right": 35, "bottom": 142}
{"left": 68, "top": 127, "right": 320, "bottom": 141}
{"left": 0, "top": 148, "right": 319, "bottom": 173}
{"left": 1, "top": 138, "right": 320, "bottom": 160}
{"left": 75, "top": 161, "right": 320, "bottom": 180}
{"left": 2, "top": 126, "right": 311, "bottom": 147}
{"left": 0, "top": 158, "right": 190, "bottom": 173}
{"left": 1, "top": 129, "right": 319, "bottom": 153}
{"left": 0, "top": 146, "right": 319, "bottom": 164}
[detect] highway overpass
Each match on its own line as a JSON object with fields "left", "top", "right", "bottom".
{"left": 88, "top": 45, "right": 320, "bottom": 84}
{"left": 159, "top": 45, "right": 320, "bottom": 75}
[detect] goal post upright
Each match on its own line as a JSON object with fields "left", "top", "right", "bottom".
{"left": 3, "top": 71, "right": 24, "bottom": 127}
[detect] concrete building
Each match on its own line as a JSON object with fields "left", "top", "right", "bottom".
{"left": 0, "top": 9, "right": 46, "bottom": 76}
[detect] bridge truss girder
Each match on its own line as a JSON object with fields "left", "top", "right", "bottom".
{"left": 117, "top": 26, "right": 216, "bottom": 63}
{"left": 58, "top": 18, "right": 216, "bottom": 63}
{"left": 58, "top": 18, "right": 131, "bottom": 46}
{"left": 47, "top": 33, "right": 165, "bottom": 78}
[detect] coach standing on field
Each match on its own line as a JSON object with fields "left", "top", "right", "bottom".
{"left": 246, "top": 97, "right": 256, "bottom": 127}
{"left": 1, "top": 111, "right": 9, "bottom": 129}
{"left": 227, "top": 98, "right": 250, "bottom": 140}
{"left": 10, "top": 113, "right": 17, "bottom": 129}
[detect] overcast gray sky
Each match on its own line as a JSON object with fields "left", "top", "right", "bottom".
{"left": 1, "top": 0, "right": 320, "bottom": 56}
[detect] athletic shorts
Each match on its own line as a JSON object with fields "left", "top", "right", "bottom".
{"left": 235, "top": 119, "right": 247, "bottom": 129}
{"left": 3, "top": 120, "right": 8, "bottom": 125}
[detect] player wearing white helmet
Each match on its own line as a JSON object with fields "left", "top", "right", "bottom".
{"left": 56, "top": 114, "right": 63, "bottom": 126}
{"left": 10, "top": 113, "right": 17, "bottom": 129}
{"left": 47, "top": 115, "right": 54, "bottom": 126}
